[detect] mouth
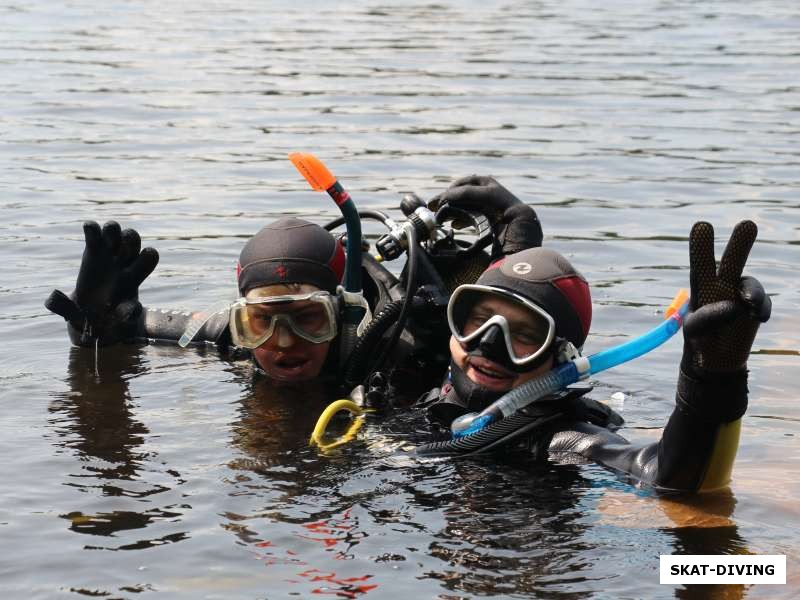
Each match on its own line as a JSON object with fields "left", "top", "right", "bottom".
{"left": 275, "top": 354, "right": 309, "bottom": 368}
{"left": 268, "top": 354, "right": 312, "bottom": 380}
{"left": 465, "top": 356, "right": 515, "bottom": 389}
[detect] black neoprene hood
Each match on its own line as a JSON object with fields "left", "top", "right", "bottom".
{"left": 475, "top": 247, "right": 592, "bottom": 349}
{"left": 237, "top": 217, "right": 345, "bottom": 295}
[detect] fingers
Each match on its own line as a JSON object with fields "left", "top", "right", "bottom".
{"left": 441, "top": 185, "right": 491, "bottom": 210}
{"left": 428, "top": 175, "right": 505, "bottom": 212}
{"left": 113, "top": 299, "right": 142, "bottom": 323}
{"left": 83, "top": 220, "right": 124, "bottom": 254}
{"left": 45, "top": 289, "right": 82, "bottom": 322}
{"left": 124, "top": 247, "right": 159, "bottom": 289}
{"left": 82, "top": 220, "right": 144, "bottom": 264}
{"left": 427, "top": 192, "right": 444, "bottom": 211}
{"left": 718, "top": 220, "right": 757, "bottom": 287}
{"left": 448, "top": 174, "right": 494, "bottom": 188}
{"left": 689, "top": 222, "right": 716, "bottom": 307}
{"left": 683, "top": 275, "right": 770, "bottom": 342}
{"left": 683, "top": 300, "right": 740, "bottom": 338}
{"left": 82, "top": 221, "right": 103, "bottom": 251}
{"left": 118, "top": 228, "right": 142, "bottom": 266}
{"left": 102, "top": 221, "right": 122, "bottom": 253}
{"left": 739, "top": 275, "right": 772, "bottom": 323}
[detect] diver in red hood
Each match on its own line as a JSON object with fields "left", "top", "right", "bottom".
{"left": 420, "top": 222, "right": 770, "bottom": 493}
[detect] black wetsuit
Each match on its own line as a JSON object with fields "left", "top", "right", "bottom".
{"left": 419, "top": 368, "right": 748, "bottom": 493}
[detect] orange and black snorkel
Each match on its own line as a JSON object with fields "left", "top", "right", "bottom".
{"left": 289, "top": 153, "right": 362, "bottom": 293}
{"left": 289, "top": 153, "right": 370, "bottom": 360}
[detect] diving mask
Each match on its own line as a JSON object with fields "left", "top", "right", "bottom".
{"left": 448, "top": 284, "right": 556, "bottom": 368}
{"left": 229, "top": 290, "right": 338, "bottom": 349}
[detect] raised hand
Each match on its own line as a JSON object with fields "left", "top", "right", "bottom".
{"left": 428, "top": 175, "right": 522, "bottom": 216}
{"left": 45, "top": 221, "right": 159, "bottom": 346}
{"left": 428, "top": 175, "right": 543, "bottom": 257}
{"left": 682, "top": 220, "right": 771, "bottom": 375}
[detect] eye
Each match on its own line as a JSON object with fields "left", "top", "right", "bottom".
{"left": 513, "top": 328, "right": 544, "bottom": 346}
{"left": 465, "top": 315, "right": 484, "bottom": 327}
{"left": 467, "top": 310, "right": 493, "bottom": 324}
{"left": 514, "top": 333, "right": 538, "bottom": 346}
{"left": 244, "top": 310, "right": 273, "bottom": 335}
{"left": 463, "top": 313, "right": 489, "bottom": 334}
{"left": 292, "top": 308, "right": 327, "bottom": 331}
{"left": 294, "top": 312, "right": 317, "bottom": 325}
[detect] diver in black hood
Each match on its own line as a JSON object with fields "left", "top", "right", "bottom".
{"left": 419, "top": 221, "right": 771, "bottom": 493}
{"left": 44, "top": 175, "right": 544, "bottom": 393}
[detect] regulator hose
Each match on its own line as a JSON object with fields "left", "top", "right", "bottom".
{"left": 343, "top": 299, "right": 405, "bottom": 386}
{"left": 416, "top": 411, "right": 565, "bottom": 456}
{"left": 324, "top": 209, "right": 395, "bottom": 232}
{"left": 370, "top": 224, "right": 419, "bottom": 377}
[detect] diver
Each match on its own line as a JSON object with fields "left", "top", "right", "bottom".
{"left": 417, "top": 220, "right": 771, "bottom": 493}
{"left": 44, "top": 175, "right": 544, "bottom": 392}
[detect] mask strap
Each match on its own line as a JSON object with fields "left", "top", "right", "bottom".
{"left": 179, "top": 300, "right": 232, "bottom": 347}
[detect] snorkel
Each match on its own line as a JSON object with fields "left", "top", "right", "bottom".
{"left": 289, "top": 153, "right": 371, "bottom": 362}
{"left": 448, "top": 289, "right": 690, "bottom": 440}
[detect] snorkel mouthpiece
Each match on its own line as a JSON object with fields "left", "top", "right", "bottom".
{"left": 450, "top": 410, "right": 500, "bottom": 438}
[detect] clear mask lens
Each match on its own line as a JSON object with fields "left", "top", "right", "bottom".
{"left": 229, "top": 291, "right": 338, "bottom": 348}
{"left": 448, "top": 285, "right": 555, "bottom": 365}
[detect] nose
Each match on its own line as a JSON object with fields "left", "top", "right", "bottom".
{"left": 274, "top": 322, "right": 296, "bottom": 348}
{"left": 479, "top": 324, "right": 503, "bottom": 351}
{"left": 476, "top": 323, "right": 508, "bottom": 362}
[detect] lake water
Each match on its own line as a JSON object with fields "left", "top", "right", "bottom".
{"left": 1, "top": 1, "right": 798, "bottom": 598}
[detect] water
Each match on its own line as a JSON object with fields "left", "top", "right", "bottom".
{"left": 2, "top": 0, "right": 799, "bottom": 597}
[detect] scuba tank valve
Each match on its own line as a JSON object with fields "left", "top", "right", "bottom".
{"left": 375, "top": 194, "right": 438, "bottom": 261}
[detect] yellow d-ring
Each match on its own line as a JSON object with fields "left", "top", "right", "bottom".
{"left": 310, "top": 399, "right": 367, "bottom": 451}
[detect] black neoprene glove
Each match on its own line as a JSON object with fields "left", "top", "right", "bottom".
{"left": 45, "top": 221, "right": 159, "bottom": 347}
{"left": 428, "top": 175, "right": 543, "bottom": 258}
{"left": 677, "top": 220, "right": 771, "bottom": 421}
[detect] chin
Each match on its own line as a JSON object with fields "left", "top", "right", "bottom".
{"left": 265, "top": 371, "right": 316, "bottom": 386}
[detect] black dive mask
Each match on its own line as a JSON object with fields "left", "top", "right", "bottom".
{"left": 465, "top": 323, "right": 554, "bottom": 375}
{"left": 450, "top": 325, "right": 559, "bottom": 412}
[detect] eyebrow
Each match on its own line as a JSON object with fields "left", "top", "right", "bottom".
{"left": 250, "top": 301, "right": 316, "bottom": 314}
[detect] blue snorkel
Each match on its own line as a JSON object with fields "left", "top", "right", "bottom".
{"left": 450, "top": 289, "right": 690, "bottom": 439}
{"left": 289, "top": 153, "right": 371, "bottom": 359}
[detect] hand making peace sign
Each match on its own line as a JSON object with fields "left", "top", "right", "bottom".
{"left": 682, "top": 220, "right": 771, "bottom": 375}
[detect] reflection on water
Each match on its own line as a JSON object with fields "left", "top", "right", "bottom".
{"left": 2, "top": 0, "right": 799, "bottom": 598}
{"left": 49, "top": 348, "right": 151, "bottom": 485}
{"left": 598, "top": 487, "right": 739, "bottom": 530}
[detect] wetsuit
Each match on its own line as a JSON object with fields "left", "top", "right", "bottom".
{"left": 419, "top": 367, "right": 748, "bottom": 493}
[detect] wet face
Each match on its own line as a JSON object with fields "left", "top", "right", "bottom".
{"left": 450, "top": 295, "right": 554, "bottom": 393}
{"left": 247, "top": 284, "right": 333, "bottom": 384}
